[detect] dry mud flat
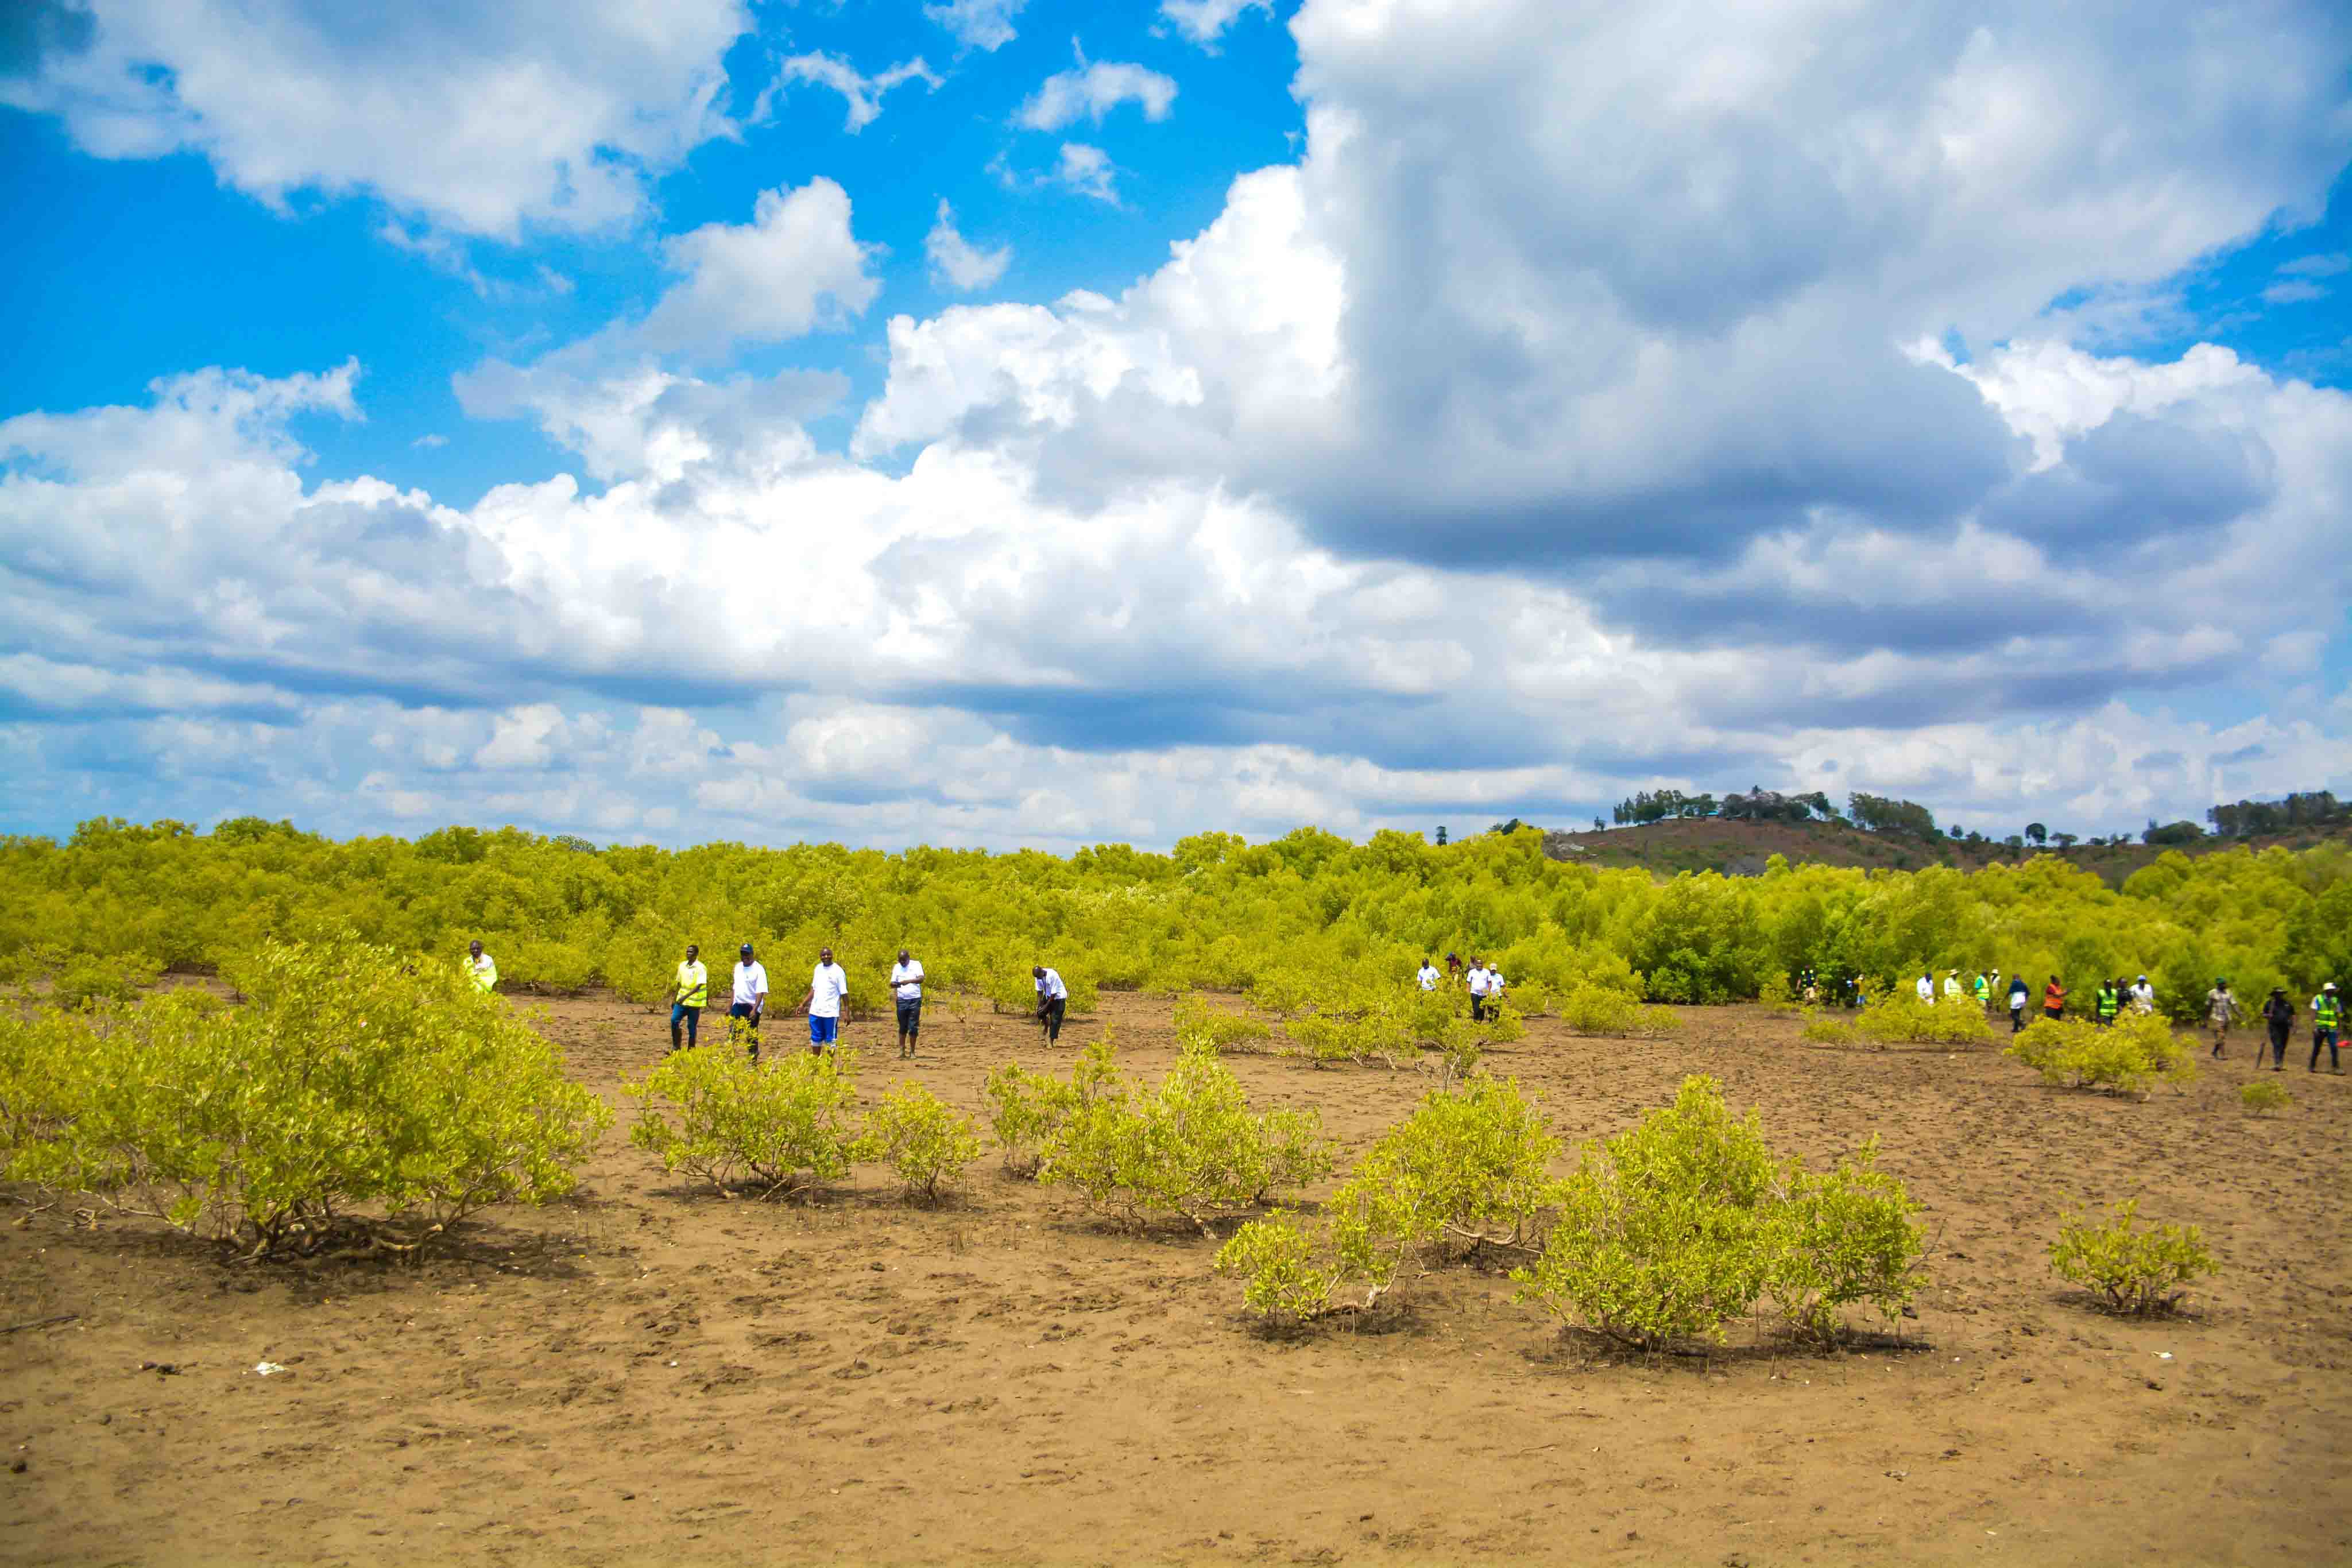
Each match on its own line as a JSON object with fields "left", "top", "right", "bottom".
{"left": 3, "top": 995, "right": 2347, "bottom": 1567}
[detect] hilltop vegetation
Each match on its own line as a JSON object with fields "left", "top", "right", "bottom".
{"left": 4, "top": 815, "right": 2350, "bottom": 1015}
{"left": 1546, "top": 815, "right": 2352, "bottom": 887}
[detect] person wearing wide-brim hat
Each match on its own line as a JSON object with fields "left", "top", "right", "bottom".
{"left": 2260, "top": 986, "right": 2295, "bottom": 1071}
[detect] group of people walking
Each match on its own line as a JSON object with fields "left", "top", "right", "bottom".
{"left": 2222, "top": 979, "right": 2342, "bottom": 1073}
{"left": 1417, "top": 952, "right": 1508, "bottom": 1021}
{"left": 659, "top": 942, "right": 889, "bottom": 1060}
{"left": 1798, "top": 959, "right": 2345, "bottom": 1074}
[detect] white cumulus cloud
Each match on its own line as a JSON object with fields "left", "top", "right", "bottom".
{"left": 0, "top": 0, "right": 749, "bottom": 238}
{"left": 766, "top": 52, "right": 941, "bottom": 133}
{"left": 1159, "top": 0, "right": 1272, "bottom": 49}
{"left": 925, "top": 200, "right": 1013, "bottom": 292}
{"left": 924, "top": 0, "right": 1026, "bottom": 53}
{"left": 1016, "top": 49, "right": 1178, "bottom": 131}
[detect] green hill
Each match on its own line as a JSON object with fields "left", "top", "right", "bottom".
{"left": 1539, "top": 818, "right": 2352, "bottom": 887}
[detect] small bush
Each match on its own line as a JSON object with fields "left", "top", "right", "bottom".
{"left": 1856, "top": 993, "right": 1994, "bottom": 1046}
{"left": 6, "top": 937, "right": 610, "bottom": 1257}
{"left": 2007, "top": 1015, "right": 2197, "bottom": 1097}
{"left": 1334, "top": 1077, "right": 1564, "bottom": 1259}
{"left": 1514, "top": 1076, "right": 1780, "bottom": 1349}
{"left": 49, "top": 950, "right": 165, "bottom": 1011}
{"left": 2049, "top": 1199, "right": 2217, "bottom": 1315}
{"left": 625, "top": 1047, "right": 862, "bottom": 1198}
{"left": 982, "top": 1035, "right": 1120, "bottom": 1175}
{"left": 1216, "top": 1077, "right": 1562, "bottom": 1325}
{"left": 1765, "top": 1139, "right": 1927, "bottom": 1342}
{"left": 2239, "top": 1079, "right": 2293, "bottom": 1116}
{"left": 862, "top": 1081, "right": 983, "bottom": 1203}
{"left": 1801, "top": 1013, "right": 1859, "bottom": 1045}
{"left": 1214, "top": 1214, "right": 1336, "bottom": 1326}
{"left": 1172, "top": 992, "right": 1272, "bottom": 1054}
{"left": 1556, "top": 984, "right": 1678, "bottom": 1038}
{"left": 1038, "top": 1042, "right": 1334, "bottom": 1230}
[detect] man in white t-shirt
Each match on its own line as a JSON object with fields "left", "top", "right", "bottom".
{"left": 889, "top": 948, "right": 925, "bottom": 1059}
{"left": 1916, "top": 972, "right": 1935, "bottom": 1005}
{"left": 798, "top": 946, "right": 849, "bottom": 1055}
{"left": 1417, "top": 958, "right": 1440, "bottom": 992}
{"left": 2128, "top": 974, "right": 2155, "bottom": 1015}
{"left": 730, "top": 943, "right": 769, "bottom": 1060}
{"left": 1033, "top": 964, "right": 1069, "bottom": 1044}
{"left": 1466, "top": 958, "right": 1492, "bottom": 1021}
{"left": 1486, "top": 965, "right": 1507, "bottom": 1012}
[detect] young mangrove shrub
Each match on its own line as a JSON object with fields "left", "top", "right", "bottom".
{"left": 1765, "top": 1138, "right": 1927, "bottom": 1342}
{"left": 982, "top": 1035, "right": 1120, "bottom": 1175}
{"left": 2007, "top": 1014, "right": 2197, "bottom": 1097}
{"left": 1339, "top": 1077, "right": 1564, "bottom": 1257}
{"left": 47, "top": 949, "right": 167, "bottom": 1012}
{"left": 1172, "top": 992, "right": 1272, "bottom": 1054}
{"left": 1513, "top": 1076, "right": 1781, "bottom": 1349}
{"left": 1214, "top": 1213, "right": 1338, "bottom": 1327}
{"left": 2239, "top": 1079, "right": 2293, "bottom": 1116}
{"left": 5, "top": 936, "right": 610, "bottom": 1257}
{"left": 1855, "top": 993, "right": 1994, "bottom": 1046}
{"left": 625, "top": 1046, "right": 862, "bottom": 1198}
{"left": 2048, "top": 1199, "right": 2218, "bottom": 1315}
{"left": 863, "top": 1080, "right": 983, "bottom": 1204}
{"left": 1800, "top": 1013, "right": 1859, "bottom": 1045}
{"left": 1217, "top": 1077, "right": 1564, "bottom": 1326}
{"left": 1038, "top": 1042, "right": 1334, "bottom": 1230}
{"left": 1555, "top": 984, "right": 1678, "bottom": 1039}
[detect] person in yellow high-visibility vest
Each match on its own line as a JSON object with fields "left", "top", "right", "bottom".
{"left": 668, "top": 943, "right": 709, "bottom": 1052}
{"left": 2312, "top": 982, "right": 2342, "bottom": 1074}
{"left": 466, "top": 940, "right": 498, "bottom": 993}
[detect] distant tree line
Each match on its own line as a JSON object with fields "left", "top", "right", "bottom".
{"left": 2207, "top": 792, "right": 2349, "bottom": 839}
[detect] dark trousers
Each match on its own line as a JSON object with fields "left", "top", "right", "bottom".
{"left": 670, "top": 1002, "right": 701, "bottom": 1050}
{"left": 2010, "top": 1005, "right": 2026, "bottom": 1033}
{"left": 2266, "top": 1020, "right": 2290, "bottom": 1066}
{"left": 2314, "top": 1027, "right": 2341, "bottom": 1071}
{"left": 729, "top": 1001, "right": 761, "bottom": 1055}
{"left": 896, "top": 998, "right": 922, "bottom": 1039}
{"left": 1039, "top": 996, "right": 1066, "bottom": 1043}
{"left": 1469, "top": 994, "right": 1491, "bottom": 1022}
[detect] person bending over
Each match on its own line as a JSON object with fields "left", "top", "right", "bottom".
{"left": 1033, "top": 964, "right": 1069, "bottom": 1044}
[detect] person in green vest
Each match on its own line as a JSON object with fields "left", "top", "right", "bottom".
{"left": 1972, "top": 971, "right": 1990, "bottom": 1009}
{"left": 668, "top": 942, "right": 709, "bottom": 1052}
{"left": 2094, "top": 979, "right": 2121, "bottom": 1027}
{"left": 2312, "top": 982, "right": 2342, "bottom": 1073}
{"left": 466, "top": 939, "right": 498, "bottom": 994}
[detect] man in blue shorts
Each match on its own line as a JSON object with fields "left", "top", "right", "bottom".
{"left": 798, "top": 945, "right": 849, "bottom": 1056}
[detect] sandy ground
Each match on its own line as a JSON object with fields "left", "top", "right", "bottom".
{"left": 3, "top": 992, "right": 2347, "bottom": 1567}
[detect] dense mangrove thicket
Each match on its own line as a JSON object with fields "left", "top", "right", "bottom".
{"left": 3, "top": 818, "right": 2349, "bottom": 1018}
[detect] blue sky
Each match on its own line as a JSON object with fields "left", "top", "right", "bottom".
{"left": 2, "top": 0, "right": 2350, "bottom": 851}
